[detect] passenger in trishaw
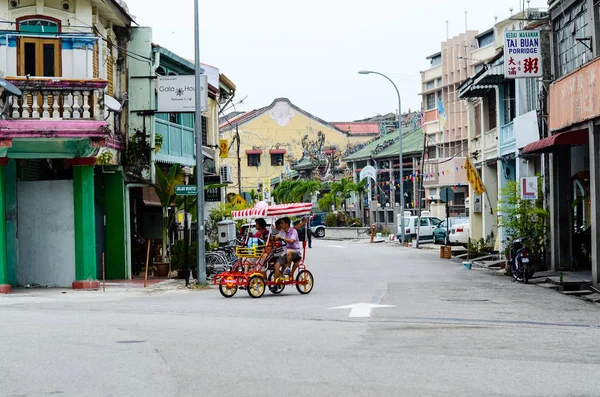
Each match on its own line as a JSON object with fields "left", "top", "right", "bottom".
{"left": 244, "top": 218, "right": 270, "bottom": 273}
{"left": 273, "top": 217, "right": 303, "bottom": 283}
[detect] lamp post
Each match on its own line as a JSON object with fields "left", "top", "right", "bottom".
{"left": 194, "top": 0, "right": 206, "bottom": 284}
{"left": 358, "top": 70, "right": 405, "bottom": 244}
{"left": 242, "top": 130, "right": 269, "bottom": 201}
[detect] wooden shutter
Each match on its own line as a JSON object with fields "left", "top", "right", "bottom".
{"left": 106, "top": 39, "right": 114, "bottom": 96}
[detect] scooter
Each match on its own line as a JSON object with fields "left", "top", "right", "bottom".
{"left": 510, "top": 238, "right": 535, "bottom": 283}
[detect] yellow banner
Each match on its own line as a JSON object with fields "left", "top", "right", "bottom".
{"left": 465, "top": 157, "right": 486, "bottom": 195}
{"left": 219, "top": 139, "right": 229, "bottom": 158}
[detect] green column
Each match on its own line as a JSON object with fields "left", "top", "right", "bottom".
{"left": 72, "top": 163, "right": 98, "bottom": 288}
{"left": 0, "top": 159, "right": 10, "bottom": 293}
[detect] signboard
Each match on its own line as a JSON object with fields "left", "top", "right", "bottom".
{"left": 231, "top": 194, "right": 247, "bottom": 205}
{"left": 175, "top": 185, "right": 198, "bottom": 196}
{"left": 263, "top": 179, "right": 271, "bottom": 200}
{"left": 439, "top": 186, "right": 455, "bottom": 203}
{"left": 504, "top": 30, "right": 543, "bottom": 79}
{"left": 219, "top": 139, "right": 229, "bottom": 158}
{"left": 359, "top": 165, "right": 377, "bottom": 182}
{"left": 465, "top": 157, "right": 486, "bottom": 195}
{"left": 520, "top": 177, "right": 539, "bottom": 200}
{"left": 157, "top": 75, "right": 208, "bottom": 113}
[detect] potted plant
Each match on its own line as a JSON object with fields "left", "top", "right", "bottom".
{"left": 155, "top": 133, "right": 163, "bottom": 153}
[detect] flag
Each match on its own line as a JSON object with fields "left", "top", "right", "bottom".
{"left": 438, "top": 98, "right": 446, "bottom": 129}
{"left": 465, "top": 157, "right": 485, "bottom": 195}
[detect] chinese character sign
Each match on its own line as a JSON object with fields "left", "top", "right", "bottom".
{"left": 504, "top": 30, "right": 543, "bottom": 79}
{"left": 465, "top": 158, "right": 486, "bottom": 196}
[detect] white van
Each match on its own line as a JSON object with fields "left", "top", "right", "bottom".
{"left": 396, "top": 211, "right": 442, "bottom": 241}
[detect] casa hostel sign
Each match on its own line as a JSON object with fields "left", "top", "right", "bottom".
{"left": 157, "top": 75, "right": 208, "bottom": 112}
{"left": 504, "top": 30, "right": 543, "bottom": 79}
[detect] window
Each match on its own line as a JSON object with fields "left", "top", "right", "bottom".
{"left": 426, "top": 80, "right": 435, "bottom": 90}
{"left": 248, "top": 154, "right": 261, "bottom": 167}
{"left": 430, "top": 188, "right": 438, "bottom": 195}
{"left": 487, "top": 91, "right": 497, "bottom": 130}
{"left": 503, "top": 80, "right": 516, "bottom": 124}
{"left": 454, "top": 192, "right": 465, "bottom": 205}
{"left": 427, "top": 145, "right": 437, "bottom": 159}
{"left": 436, "top": 78, "right": 442, "bottom": 88}
{"left": 106, "top": 38, "right": 114, "bottom": 96}
{"left": 523, "top": 78, "right": 539, "bottom": 114}
{"left": 477, "top": 32, "right": 495, "bottom": 48}
{"left": 271, "top": 153, "right": 284, "bottom": 166}
{"left": 554, "top": 0, "right": 592, "bottom": 78}
{"left": 430, "top": 55, "right": 442, "bottom": 67}
{"left": 19, "top": 38, "right": 60, "bottom": 77}
{"left": 426, "top": 93, "right": 436, "bottom": 110}
{"left": 420, "top": 218, "right": 429, "bottom": 227}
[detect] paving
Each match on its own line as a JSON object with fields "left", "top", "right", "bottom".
{"left": 1, "top": 241, "right": 599, "bottom": 396}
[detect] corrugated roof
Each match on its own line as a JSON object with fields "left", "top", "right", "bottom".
{"left": 331, "top": 122, "right": 380, "bottom": 135}
{"left": 343, "top": 127, "right": 424, "bottom": 162}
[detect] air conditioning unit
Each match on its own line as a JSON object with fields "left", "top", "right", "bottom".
{"left": 220, "top": 164, "right": 233, "bottom": 184}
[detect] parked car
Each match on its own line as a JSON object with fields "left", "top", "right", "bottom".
{"left": 396, "top": 211, "right": 442, "bottom": 242}
{"left": 433, "top": 217, "right": 469, "bottom": 244}
{"left": 311, "top": 213, "right": 327, "bottom": 238}
{"left": 449, "top": 218, "right": 470, "bottom": 246}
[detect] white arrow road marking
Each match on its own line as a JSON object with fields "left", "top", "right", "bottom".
{"left": 329, "top": 303, "right": 396, "bottom": 318}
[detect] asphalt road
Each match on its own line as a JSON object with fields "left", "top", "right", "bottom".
{"left": 1, "top": 241, "right": 599, "bottom": 397}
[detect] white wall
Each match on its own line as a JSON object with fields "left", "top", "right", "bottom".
{"left": 17, "top": 180, "right": 76, "bottom": 287}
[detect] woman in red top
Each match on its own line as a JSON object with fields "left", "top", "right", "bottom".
{"left": 244, "top": 218, "right": 270, "bottom": 273}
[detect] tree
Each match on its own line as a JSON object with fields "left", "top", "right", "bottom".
{"left": 290, "top": 179, "right": 322, "bottom": 202}
{"left": 349, "top": 178, "right": 368, "bottom": 226}
{"left": 329, "top": 177, "right": 354, "bottom": 210}
{"left": 154, "top": 163, "right": 184, "bottom": 261}
{"left": 318, "top": 192, "right": 335, "bottom": 212}
{"left": 498, "top": 178, "right": 549, "bottom": 264}
{"left": 272, "top": 179, "right": 322, "bottom": 203}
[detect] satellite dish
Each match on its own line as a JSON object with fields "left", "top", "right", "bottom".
{"left": 0, "top": 78, "right": 22, "bottom": 97}
{"left": 104, "top": 95, "right": 122, "bottom": 112}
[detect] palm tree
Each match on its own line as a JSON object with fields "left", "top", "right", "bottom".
{"left": 329, "top": 177, "right": 354, "bottom": 210}
{"left": 290, "top": 179, "right": 322, "bottom": 202}
{"left": 154, "top": 163, "right": 184, "bottom": 261}
{"left": 272, "top": 179, "right": 295, "bottom": 203}
{"left": 317, "top": 192, "right": 335, "bottom": 212}
{"left": 349, "top": 178, "right": 368, "bottom": 225}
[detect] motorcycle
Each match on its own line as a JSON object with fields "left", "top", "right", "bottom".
{"left": 573, "top": 225, "right": 592, "bottom": 270}
{"left": 509, "top": 237, "right": 535, "bottom": 283}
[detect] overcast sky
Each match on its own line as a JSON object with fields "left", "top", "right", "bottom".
{"left": 124, "top": 0, "right": 548, "bottom": 121}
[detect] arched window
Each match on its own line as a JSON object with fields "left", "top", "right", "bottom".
{"left": 17, "top": 16, "right": 61, "bottom": 77}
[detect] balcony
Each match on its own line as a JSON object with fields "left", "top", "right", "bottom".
{"left": 155, "top": 118, "right": 195, "bottom": 167}
{"left": 484, "top": 128, "right": 498, "bottom": 160}
{"left": 499, "top": 121, "right": 516, "bottom": 157}
{"left": 0, "top": 78, "right": 110, "bottom": 140}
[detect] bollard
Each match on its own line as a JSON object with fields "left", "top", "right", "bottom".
{"left": 370, "top": 224, "right": 376, "bottom": 243}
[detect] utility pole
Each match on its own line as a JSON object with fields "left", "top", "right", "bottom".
{"left": 415, "top": 128, "right": 428, "bottom": 248}
{"left": 194, "top": 0, "right": 206, "bottom": 284}
{"left": 236, "top": 124, "right": 242, "bottom": 194}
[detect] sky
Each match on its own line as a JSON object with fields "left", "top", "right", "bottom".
{"left": 123, "top": 0, "right": 549, "bottom": 122}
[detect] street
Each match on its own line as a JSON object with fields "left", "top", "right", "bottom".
{"left": 1, "top": 242, "right": 599, "bottom": 397}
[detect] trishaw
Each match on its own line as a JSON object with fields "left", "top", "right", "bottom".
{"left": 213, "top": 202, "right": 315, "bottom": 298}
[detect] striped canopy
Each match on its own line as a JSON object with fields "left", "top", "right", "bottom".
{"left": 231, "top": 203, "right": 313, "bottom": 220}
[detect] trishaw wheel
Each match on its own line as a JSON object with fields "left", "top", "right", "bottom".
{"left": 247, "top": 275, "right": 266, "bottom": 298}
{"left": 219, "top": 283, "right": 238, "bottom": 298}
{"left": 295, "top": 270, "right": 314, "bottom": 295}
{"left": 267, "top": 271, "right": 285, "bottom": 294}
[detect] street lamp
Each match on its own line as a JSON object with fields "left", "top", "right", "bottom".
{"left": 358, "top": 70, "right": 405, "bottom": 244}
{"left": 241, "top": 130, "right": 269, "bottom": 201}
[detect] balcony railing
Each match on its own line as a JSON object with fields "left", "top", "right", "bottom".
{"left": 499, "top": 121, "right": 516, "bottom": 156}
{"left": 484, "top": 127, "right": 498, "bottom": 160}
{"left": 2, "top": 78, "right": 107, "bottom": 120}
{"left": 155, "top": 118, "right": 195, "bottom": 166}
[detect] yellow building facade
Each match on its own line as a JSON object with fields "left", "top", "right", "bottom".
{"left": 220, "top": 98, "right": 373, "bottom": 196}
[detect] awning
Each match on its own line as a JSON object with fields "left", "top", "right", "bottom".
{"left": 245, "top": 149, "right": 262, "bottom": 155}
{"left": 202, "top": 147, "right": 215, "bottom": 160}
{"left": 459, "top": 61, "right": 505, "bottom": 98}
{"left": 269, "top": 149, "right": 286, "bottom": 155}
{"left": 521, "top": 130, "right": 589, "bottom": 155}
{"left": 142, "top": 187, "right": 161, "bottom": 207}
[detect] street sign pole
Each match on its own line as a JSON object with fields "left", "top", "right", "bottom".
{"left": 194, "top": 0, "right": 207, "bottom": 284}
{"left": 184, "top": 187, "right": 189, "bottom": 287}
